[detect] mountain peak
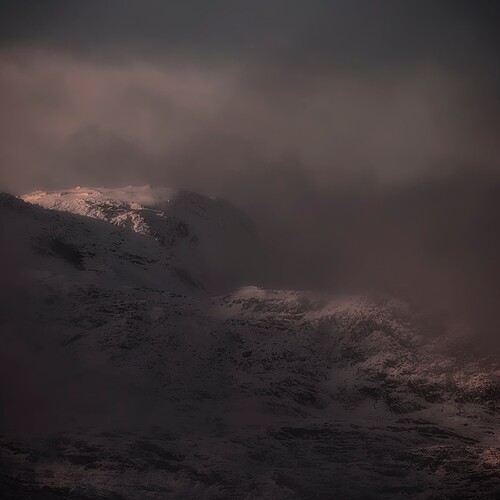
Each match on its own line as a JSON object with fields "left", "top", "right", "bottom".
{"left": 21, "top": 185, "right": 262, "bottom": 292}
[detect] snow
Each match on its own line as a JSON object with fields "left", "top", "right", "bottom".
{"left": 21, "top": 185, "right": 262, "bottom": 293}
{"left": 24, "top": 185, "right": 176, "bottom": 207}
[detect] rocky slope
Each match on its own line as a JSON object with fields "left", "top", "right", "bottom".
{"left": 22, "top": 186, "right": 261, "bottom": 292}
{"left": 0, "top": 189, "right": 498, "bottom": 499}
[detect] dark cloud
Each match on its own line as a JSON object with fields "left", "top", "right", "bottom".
{"left": 0, "top": 1, "right": 499, "bottom": 71}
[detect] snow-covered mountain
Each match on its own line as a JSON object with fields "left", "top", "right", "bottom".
{"left": 0, "top": 191, "right": 201, "bottom": 294}
{"left": 1, "top": 189, "right": 499, "bottom": 499}
{"left": 22, "top": 186, "right": 261, "bottom": 292}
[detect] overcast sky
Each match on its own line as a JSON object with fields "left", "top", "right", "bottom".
{"left": 0, "top": 0, "right": 499, "bottom": 195}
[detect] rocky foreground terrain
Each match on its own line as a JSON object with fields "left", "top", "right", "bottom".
{"left": 0, "top": 188, "right": 499, "bottom": 498}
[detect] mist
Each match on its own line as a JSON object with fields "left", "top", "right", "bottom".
{"left": 0, "top": 1, "right": 499, "bottom": 352}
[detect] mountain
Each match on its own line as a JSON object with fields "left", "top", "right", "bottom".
{"left": 1, "top": 189, "right": 499, "bottom": 499}
{"left": 0, "top": 191, "right": 201, "bottom": 295}
{"left": 22, "top": 186, "right": 261, "bottom": 293}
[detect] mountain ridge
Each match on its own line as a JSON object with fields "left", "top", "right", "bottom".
{"left": 21, "top": 185, "right": 261, "bottom": 293}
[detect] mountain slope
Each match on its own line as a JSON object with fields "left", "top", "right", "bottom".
{"left": 22, "top": 186, "right": 261, "bottom": 292}
{"left": 0, "top": 190, "right": 498, "bottom": 498}
{"left": 0, "top": 192, "right": 200, "bottom": 294}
